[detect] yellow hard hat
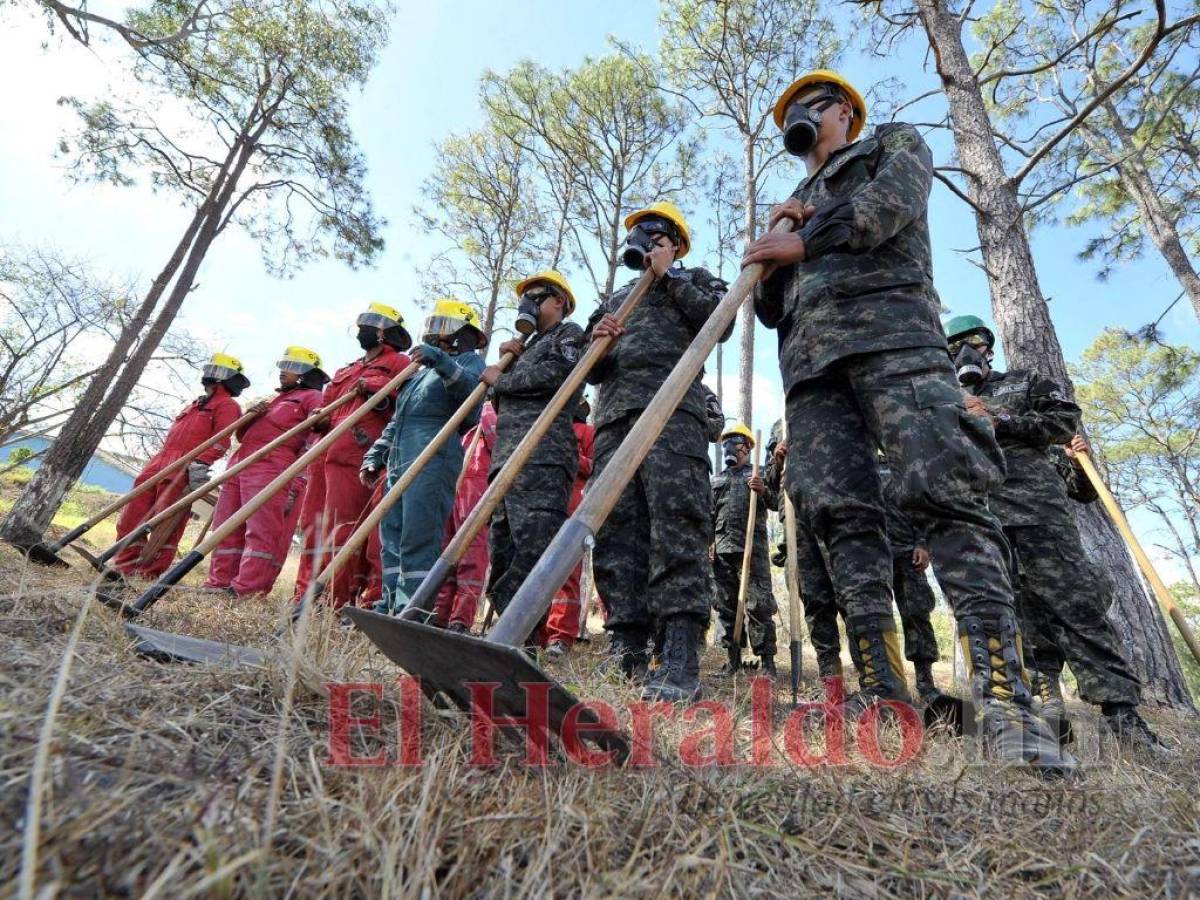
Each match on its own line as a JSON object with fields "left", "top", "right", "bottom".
{"left": 624, "top": 201, "right": 691, "bottom": 259}
{"left": 515, "top": 270, "right": 576, "bottom": 316}
{"left": 425, "top": 298, "right": 487, "bottom": 346}
{"left": 203, "top": 352, "right": 244, "bottom": 381}
{"left": 279, "top": 345, "right": 321, "bottom": 373}
{"left": 357, "top": 302, "right": 402, "bottom": 329}
{"left": 773, "top": 70, "right": 867, "bottom": 142}
{"left": 720, "top": 422, "right": 755, "bottom": 448}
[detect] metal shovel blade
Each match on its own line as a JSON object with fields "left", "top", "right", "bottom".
{"left": 13, "top": 540, "right": 71, "bottom": 569}
{"left": 69, "top": 543, "right": 104, "bottom": 571}
{"left": 343, "top": 608, "right": 630, "bottom": 764}
{"left": 125, "top": 623, "right": 270, "bottom": 667}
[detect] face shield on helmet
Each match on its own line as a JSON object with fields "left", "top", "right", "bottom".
{"left": 423, "top": 300, "right": 485, "bottom": 354}
{"left": 356, "top": 310, "right": 397, "bottom": 330}
{"left": 202, "top": 362, "right": 241, "bottom": 381}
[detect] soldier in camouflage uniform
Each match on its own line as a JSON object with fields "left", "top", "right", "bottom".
{"left": 947, "top": 316, "right": 1170, "bottom": 757}
{"left": 743, "top": 69, "right": 1074, "bottom": 774}
{"left": 587, "top": 201, "right": 729, "bottom": 702}
{"left": 711, "top": 423, "right": 779, "bottom": 675}
{"left": 880, "top": 458, "right": 941, "bottom": 701}
{"left": 483, "top": 272, "right": 586, "bottom": 636}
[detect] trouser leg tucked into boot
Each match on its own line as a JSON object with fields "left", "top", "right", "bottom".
{"left": 913, "top": 660, "right": 938, "bottom": 704}
{"left": 714, "top": 643, "right": 741, "bottom": 677}
{"left": 642, "top": 614, "right": 703, "bottom": 703}
{"left": 601, "top": 625, "right": 649, "bottom": 683}
{"left": 958, "top": 612, "right": 1078, "bottom": 778}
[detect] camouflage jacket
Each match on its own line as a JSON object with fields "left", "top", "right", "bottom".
{"left": 972, "top": 368, "right": 1081, "bottom": 526}
{"left": 701, "top": 383, "right": 725, "bottom": 443}
{"left": 712, "top": 462, "right": 780, "bottom": 562}
{"left": 491, "top": 320, "right": 586, "bottom": 476}
{"left": 1050, "top": 445, "right": 1098, "bottom": 504}
{"left": 753, "top": 123, "right": 945, "bottom": 390}
{"left": 586, "top": 267, "right": 729, "bottom": 431}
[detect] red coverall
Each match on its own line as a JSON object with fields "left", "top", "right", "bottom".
{"left": 542, "top": 420, "right": 594, "bottom": 646}
{"left": 433, "top": 402, "right": 496, "bottom": 629}
{"left": 113, "top": 386, "right": 241, "bottom": 578}
{"left": 293, "top": 347, "right": 409, "bottom": 607}
{"left": 205, "top": 386, "right": 323, "bottom": 596}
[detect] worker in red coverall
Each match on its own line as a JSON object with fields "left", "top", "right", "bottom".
{"left": 432, "top": 401, "right": 497, "bottom": 633}
{"left": 112, "top": 352, "right": 247, "bottom": 578}
{"left": 293, "top": 303, "right": 412, "bottom": 607}
{"left": 542, "top": 396, "right": 595, "bottom": 659}
{"left": 204, "top": 347, "right": 328, "bottom": 597}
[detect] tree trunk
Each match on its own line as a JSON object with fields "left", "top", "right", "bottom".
{"left": 0, "top": 136, "right": 250, "bottom": 547}
{"left": 1087, "top": 109, "right": 1200, "bottom": 322}
{"left": 917, "top": 0, "right": 1194, "bottom": 709}
{"left": 738, "top": 134, "right": 757, "bottom": 426}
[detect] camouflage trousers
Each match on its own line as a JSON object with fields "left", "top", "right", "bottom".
{"left": 893, "top": 554, "right": 938, "bottom": 664}
{"left": 784, "top": 347, "right": 1015, "bottom": 625}
{"left": 1008, "top": 523, "right": 1141, "bottom": 706}
{"left": 593, "top": 411, "right": 713, "bottom": 629}
{"left": 487, "top": 464, "right": 571, "bottom": 616}
{"left": 792, "top": 518, "right": 848, "bottom": 677}
{"left": 712, "top": 550, "right": 778, "bottom": 658}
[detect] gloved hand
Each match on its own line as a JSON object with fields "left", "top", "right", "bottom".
{"left": 414, "top": 342, "right": 456, "bottom": 377}
{"left": 187, "top": 461, "right": 211, "bottom": 492}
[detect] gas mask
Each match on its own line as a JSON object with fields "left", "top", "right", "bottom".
{"left": 515, "top": 287, "right": 558, "bottom": 336}
{"left": 622, "top": 217, "right": 679, "bottom": 270}
{"left": 722, "top": 439, "right": 745, "bottom": 469}
{"left": 953, "top": 342, "right": 988, "bottom": 386}
{"left": 782, "top": 91, "right": 842, "bottom": 157}
{"left": 357, "top": 325, "right": 381, "bottom": 350}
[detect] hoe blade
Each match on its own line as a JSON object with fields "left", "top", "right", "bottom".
{"left": 13, "top": 540, "right": 71, "bottom": 569}
{"left": 125, "top": 623, "right": 270, "bottom": 668}
{"left": 343, "top": 608, "right": 630, "bottom": 765}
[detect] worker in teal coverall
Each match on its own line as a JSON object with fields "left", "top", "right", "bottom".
{"left": 362, "top": 299, "right": 488, "bottom": 612}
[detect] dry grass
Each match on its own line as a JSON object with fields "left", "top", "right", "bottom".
{"left": 2, "top": 544, "right": 1199, "bottom": 898}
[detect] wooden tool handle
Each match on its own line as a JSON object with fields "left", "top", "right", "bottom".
{"left": 780, "top": 417, "right": 804, "bottom": 644}
{"left": 732, "top": 429, "right": 762, "bottom": 645}
{"left": 1076, "top": 450, "right": 1200, "bottom": 666}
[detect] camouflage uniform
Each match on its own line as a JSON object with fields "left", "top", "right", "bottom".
{"left": 487, "top": 321, "right": 586, "bottom": 616}
{"left": 711, "top": 460, "right": 780, "bottom": 659}
{"left": 586, "top": 267, "right": 729, "bottom": 631}
{"left": 755, "top": 123, "right": 1016, "bottom": 641}
{"left": 764, "top": 420, "right": 850, "bottom": 677}
{"left": 881, "top": 465, "right": 939, "bottom": 666}
{"left": 972, "top": 369, "right": 1141, "bottom": 706}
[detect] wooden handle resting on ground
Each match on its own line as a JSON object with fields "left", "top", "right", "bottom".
{"left": 1075, "top": 450, "right": 1200, "bottom": 667}
{"left": 301, "top": 347, "right": 522, "bottom": 608}
{"left": 780, "top": 417, "right": 803, "bottom": 644}
{"left": 487, "top": 219, "right": 796, "bottom": 649}
{"left": 732, "top": 430, "right": 762, "bottom": 646}
{"left": 400, "top": 268, "right": 657, "bottom": 620}
{"left": 41, "top": 404, "right": 265, "bottom": 554}
{"left": 124, "top": 362, "right": 420, "bottom": 615}
{"left": 96, "top": 389, "right": 360, "bottom": 565}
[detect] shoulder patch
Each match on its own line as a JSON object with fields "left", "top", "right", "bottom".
{"left": 561, "top": 343, "right": 579, "bottom": 364}
{"left": 993, "top": 381, "right": 1029, "bottom": 397}
{"left": 881, "top": 126, "right": 918, "bottom": 153}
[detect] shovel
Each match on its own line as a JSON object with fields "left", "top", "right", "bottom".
{"left": 110, "top": 362, "right": 418, "bottom": 618}
{"left": 294, "top": 344, "right": 522, "bottom": 615}
{"left": 89, "top": 390, "right": 360, "bottom": 575}
{"left": 779, "top": 417, "right": 805, "bottom": 706}
{"left": 397, "top": 269, "right": 656, "bottom": 621}
{"left": 730, "top": 430, "right": 762, "bottom": 655}
{"left": 346, "top": 222, "right": 792, "bottom": 763}
{"left": 13, "top": 404, "right": 265, "bottom": 567}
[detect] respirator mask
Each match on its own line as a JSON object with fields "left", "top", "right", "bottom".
{"left": 622, "top": 216, "right": 679, "bottom": 270}
{"left": 949, "top": 335, "right": 990, "bottom": 386}
{"left": 722, "top": 439, "right": 746, "bottom": 469}
{"left": 515, "top": 286, "right": 559, "bottom": 336}
{"left": 781, "top": 91, "right": 842, "bottom": 157}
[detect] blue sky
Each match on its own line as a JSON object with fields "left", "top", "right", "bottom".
{"left": 2, "top": 1, "right": 1198, "bottom": 564}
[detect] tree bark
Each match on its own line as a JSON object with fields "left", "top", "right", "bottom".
{"left": 917, "top": 0, "right": 1194, "bottom": 709}
{"left": 1084, "top": 107, "right": 1200, "bottom": 322}
{"left": 0, "top": 133, "right": 251, "bottom": 547}
{"left": 738, "top": 134, "right": 757, "bottom": 426}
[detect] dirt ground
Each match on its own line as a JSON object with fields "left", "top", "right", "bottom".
{"left": 1, "top": 539, "right": 1199, "bottom": 897}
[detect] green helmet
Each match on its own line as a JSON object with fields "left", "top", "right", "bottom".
{"left": 944, "top": 313, "right": 995, "bottom": 348}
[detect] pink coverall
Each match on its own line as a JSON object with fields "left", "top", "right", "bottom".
{"left": 541, "top": 420, "right": 594, "bottom": 646}
{"left": 205, "top": 386, "right": 323, "bottom": 596}
{"left": 433, "top": 402, "right": 496, "bottom": 629}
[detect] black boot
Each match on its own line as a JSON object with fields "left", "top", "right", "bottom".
{"left": 642, "top": 615, "right": 703, "bottom": 703}
{"left": 959, "top": 613, "right": 1078, "bottom": 778}
{"left": 840, "top": 615, "right": 912, "bottom": 718}
{"left": 914, "top": 660, "right": 938, "bottom": 703}
{"left": 1101, "top": 703, "right": 1175, "bottom": 759}
{"left": 714, "top": 643, "right": 741, "bottom": 677}
{"left": 601, "top": 626, "right": 649, "bottom": 682}
{"left": 760, "top": 655, "right": 778, "bottom": 679}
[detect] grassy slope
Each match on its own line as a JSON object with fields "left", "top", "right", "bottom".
{"left": 2, "top": 537, "right": 1198, "bottom": 897}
